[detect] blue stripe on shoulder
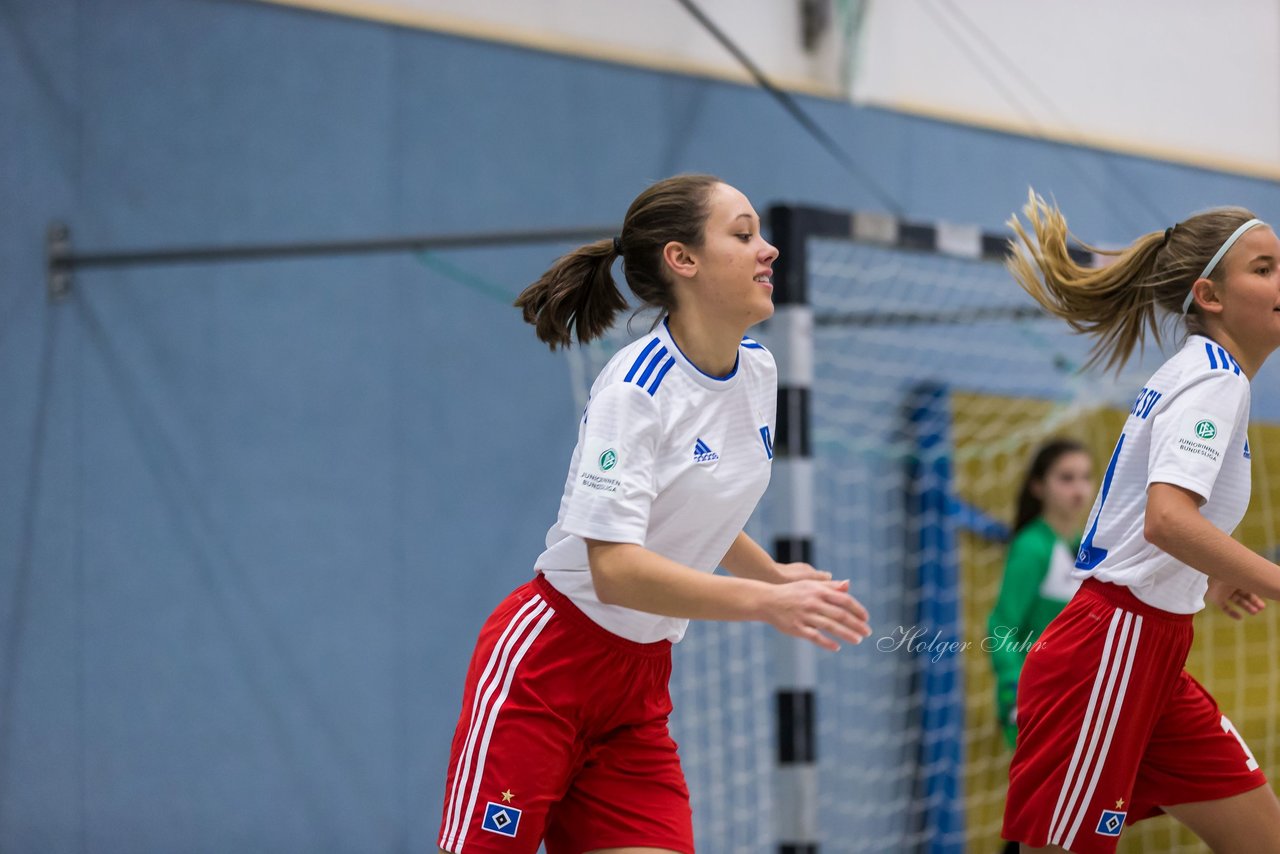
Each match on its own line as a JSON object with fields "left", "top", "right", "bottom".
{"left": 634, "top": 345, "right": 668, "bottom": 387}
{"left": 647, "top": 356, "right": 676, "bottom": 396}
{"left": 624, "top": 338, "right": 662, "bottom": 383}
{"left": 741, "top": 336, "right": 766, "bottom": 351}
{"left": 1204, "top": 342, "right": 1242, "bottom": 375}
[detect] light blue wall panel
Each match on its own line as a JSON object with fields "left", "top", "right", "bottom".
{"left": 3, "top": 1, "right": 1279, "bottom": 850}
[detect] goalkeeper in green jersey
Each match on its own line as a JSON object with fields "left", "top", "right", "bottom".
{"left": 988, "top": 439, "right": 1095, "bottom": 747}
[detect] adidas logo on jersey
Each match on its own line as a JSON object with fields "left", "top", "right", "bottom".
{"left": 693, "top": 438, "right": 719, "bottom": 463}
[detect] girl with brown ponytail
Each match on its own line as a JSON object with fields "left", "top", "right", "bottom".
{"left": 438, "top": 175, "right": 870, "bottom": 854}
{"left": 1001, "top": 192, "right": 1280, "bottom": 853}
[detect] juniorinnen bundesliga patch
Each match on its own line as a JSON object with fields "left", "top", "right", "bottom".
{"left": 481, "top": 802, "right": 521, "bottom": 837}
{"left": 1095, "top": 809, "right": 1125, "bottom": 837}
{"left": 1174, "top": 410, "right": 1229, "bottom": 464}
{"left": 577, "top": 437, "right": 623, "bottom": 497}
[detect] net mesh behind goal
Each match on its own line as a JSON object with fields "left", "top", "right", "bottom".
{"left": 567, "top": 216, "right": 1280, "bottom": 853}
{"left": 804, "top": 230, "right": 1280, "bottom": 853}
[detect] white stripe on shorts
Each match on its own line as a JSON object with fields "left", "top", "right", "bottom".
{"left": 1046, "top": 608, "right": 1142, "bottom": 847}
{"left": 1064, "top": 613, "right": 1142, "bottom": 848}
{"left": 1047, "top": 609, "right": 1124, "bottom": 843}
{"left": 440, "top": 595, "right": 554, "bottom": 852}
{"left": 454, "top": 605, "right": 555, "bottom": 852}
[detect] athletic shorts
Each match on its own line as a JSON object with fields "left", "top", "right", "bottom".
{"left": 437, "top": 574, "right": 693, "bottom": 854}
{"left": 1002, "top": 578, "right": 1268, "bottom": 853}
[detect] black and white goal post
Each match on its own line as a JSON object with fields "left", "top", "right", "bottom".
{"left": 766, "top": 204, "right": 845, "bottom": 854}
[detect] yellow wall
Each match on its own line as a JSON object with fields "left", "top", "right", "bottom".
{"left": 954, "top": 391, "right": 1280, "bottom": 852}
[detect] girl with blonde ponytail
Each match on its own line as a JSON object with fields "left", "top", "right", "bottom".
{"left": 1001, "top": 193, "right": 1280, "bottom": 853}
{"left": 438, "top": 175, "right": 870, "bottom": 854}
{"left": 1008, "top": 191, "right": 1261, "bottom": 371}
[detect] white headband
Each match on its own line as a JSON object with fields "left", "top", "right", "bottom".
{"left": 1181, "top": 218, "right": 1267, "bottom": 314}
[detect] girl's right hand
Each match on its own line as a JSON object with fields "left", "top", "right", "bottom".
{"left": 763, "top": 579, "right": 871, "bottom": 651}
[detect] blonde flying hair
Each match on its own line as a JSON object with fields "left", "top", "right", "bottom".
{"left": 1007, "top": 190, "right": 1259, "bottom": 371}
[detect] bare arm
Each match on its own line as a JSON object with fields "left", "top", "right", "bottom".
{"left": 1145, "top": 482, "right": 1280, "bottom": 602}
{"left": 720, "top": 531, "right": 832, "bottom": 584}
{"left": 585, "top": 539, "right": 870, "bottom": 650}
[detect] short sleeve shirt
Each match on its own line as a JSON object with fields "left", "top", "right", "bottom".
{"left": 1073, "top": 336, "right": 1252, "bottom": 613}
{"left": 535, "top": 320, "right": 777, "bottom": 642}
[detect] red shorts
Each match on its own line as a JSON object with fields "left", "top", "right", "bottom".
{"left": 1003, "top": 579, "right": 1268, "bottom": 853}
{"left": 437, "top": 575, "right": 693, "bottom": 854}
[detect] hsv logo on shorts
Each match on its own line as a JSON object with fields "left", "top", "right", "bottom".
{"left": 482, "top": 801, "right": 521, "bottom": 837}
{"left": 1095, "top": 808, "right": 1126, "bottom": 837}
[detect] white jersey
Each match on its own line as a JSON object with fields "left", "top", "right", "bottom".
{"left": 1040, "top": 539, "right": 1083, "bottom": 602}
{"left": 535, "top": 319, "right": 776, "bottom": 643}
{"left": 1074, "top": 335, "right": 1252, "bottom": 613}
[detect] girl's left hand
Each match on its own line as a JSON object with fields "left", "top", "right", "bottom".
{"left": 1207, "top": 577, "right": 1266, "bottom": 620}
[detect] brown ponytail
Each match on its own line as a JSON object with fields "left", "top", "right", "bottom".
{"left": 1007, "top": 190, "right": 1258, "bottom": 371}
{"left": 514, "top": 239, "right": 626, "bottom": 349}
{"left": 515, "top": 174, "right": 722, "bottom": 349}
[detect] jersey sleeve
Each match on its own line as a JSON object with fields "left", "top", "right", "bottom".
{"left": 559, "top": 382, "right": 662, "bottom": 545}
{"left": 1147, "top": 370, "right": 1249, "bottom": 502}
{"left": 987, "top": 528, "right": 1052, "bottom": 690}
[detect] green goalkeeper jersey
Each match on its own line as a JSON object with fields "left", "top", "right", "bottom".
{"left": 987, "top": 517, "right": 1082, "bottom": 746}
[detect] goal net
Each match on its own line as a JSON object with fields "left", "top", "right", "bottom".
{"left": 801, "top": 221, "right": 1280, "bottom": 853}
